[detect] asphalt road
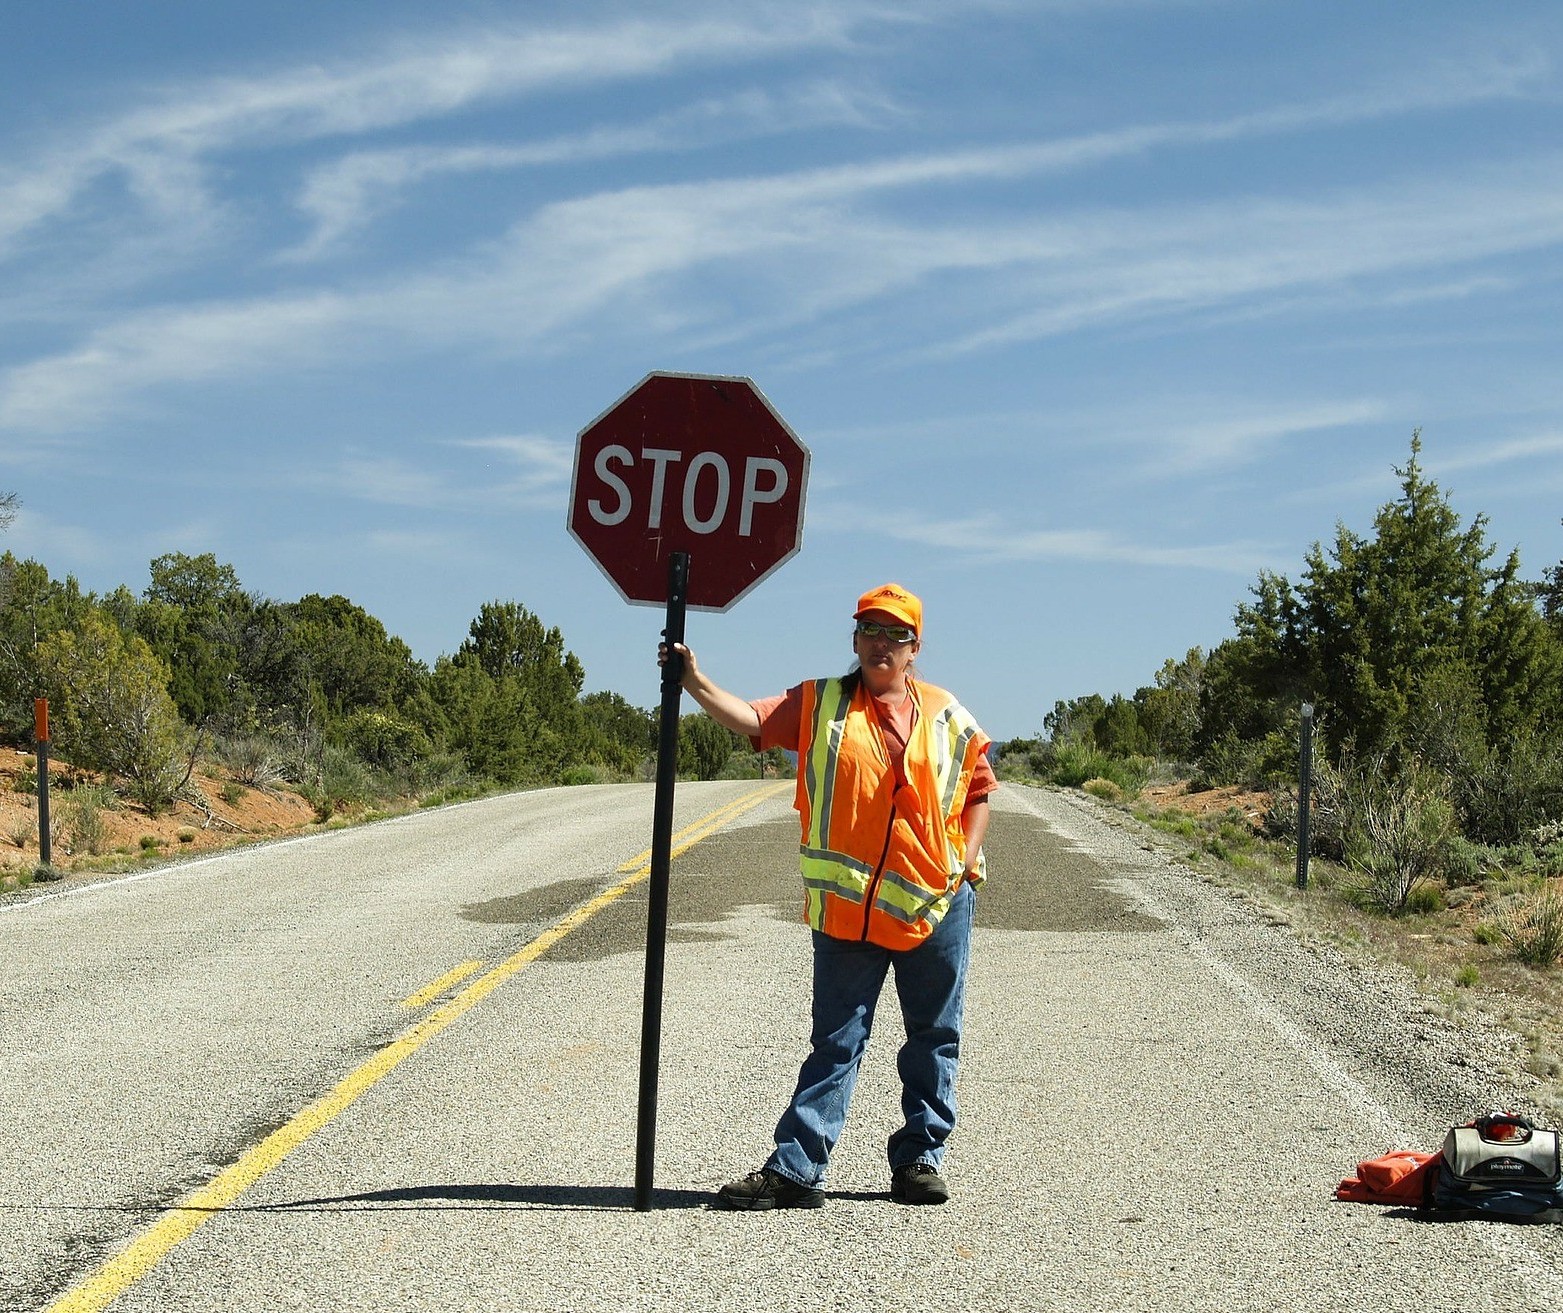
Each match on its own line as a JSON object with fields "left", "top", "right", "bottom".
{"left": 3, "top": 780, "right": 1562, "bottom": 1312}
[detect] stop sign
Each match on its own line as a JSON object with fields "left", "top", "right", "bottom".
{"left": 568, "top": 372, "right": 810, "bottom": 611}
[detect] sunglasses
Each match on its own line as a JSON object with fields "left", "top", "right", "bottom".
{"left": 855, "top": 620, "right": 917, "bottom": 644}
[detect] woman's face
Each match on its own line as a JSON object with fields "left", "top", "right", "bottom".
{"left": 852, "top": 608, "right": 920, "bottom": 693}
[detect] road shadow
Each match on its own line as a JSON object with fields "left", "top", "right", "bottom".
{"left": 249, "top": 1182, "right": 898, "bottom": 1213}
{"left": 2, "top": 1182, "right": 897, "bottom": 1218}
{"left": 249, "top": 1182, "right": 714, "bottom": 1212}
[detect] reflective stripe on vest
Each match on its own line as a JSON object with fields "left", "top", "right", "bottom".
{"left": 795, "top": 676, "right": 986, "bottom": 947}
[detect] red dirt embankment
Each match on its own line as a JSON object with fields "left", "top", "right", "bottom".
{"left": 0, "top": 749, "right": 317, "bottom": 884}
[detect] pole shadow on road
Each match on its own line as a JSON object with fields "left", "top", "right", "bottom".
{"left": 244, "top": 1183, "right": 715, "bottom": 1212}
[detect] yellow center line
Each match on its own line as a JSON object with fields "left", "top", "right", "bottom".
{"left": 615, "top": 782, "right": 789, "bottom": 872}
{"left": 47, "top": 782, "right": 790, "bottom": 1313}
{"left": 400, "top": 960, "right": 485, "bottom": 1009}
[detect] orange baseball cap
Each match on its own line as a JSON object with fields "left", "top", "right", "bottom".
{"left": 854, "top": 582, "right": 922, "bottom": 635}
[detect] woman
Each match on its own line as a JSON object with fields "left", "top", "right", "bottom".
{"left": 663, "top": 582, "right": 995, "bottom": 1209}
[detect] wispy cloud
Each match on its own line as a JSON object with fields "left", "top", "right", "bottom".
{"left": 282, "top": 82, "right": 900, "bottom": 260}
{"left": 365, "top": 529, "right": 460, "bottom": 555}
{"left": 0, "top": 6, "right": 870, "bottom": 261}
{"left": 322, "top": 434, "right": 573, "bottom": 511}
{"left": 3, "top": 9, "right": 1540, "bottom": 267}
{"left": 806, "top": 394, "right": 1391, "bottom": 477}
{"left": 936, "top": 161, "right": 1563, "bottom": 353}
{"left": 11, "top": 139, "right": 1562, "bottom": 436}
{"left": 1428, "top": 432, "right": 1563, "bottom": 474}
{"left": 451, "top": 435, "right": 575, "bottom": 503}
{"left": 1, "top": 14, "right": 1556, "bottom": 434}
{"left": 1115, "top": 399, "right": 1393, "bottom": 474}
{"left": 0, "top": 294, "right": 351, "bottom": 431}
{"left": 840, "top": 507, "right": 1276, "bottom": 574}
{"left": 0, "top": 507, "right": 116, "bottom": 568}
{"left": 329, "top": 454, "right": 441, "bottom": 507}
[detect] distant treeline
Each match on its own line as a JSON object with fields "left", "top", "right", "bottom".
{"left": 0, "top": 544, "right": 766, "bottom": 818}
{"left": 998, "top": 435, "right": 1563, "bottom": 907}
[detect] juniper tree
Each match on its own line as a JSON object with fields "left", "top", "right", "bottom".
{"left": 1232, "top": 432, "right": 1560, "bottom": 762}
{"left": 0, "top": 555, "right": 94, "bottom": 740}
{"left": 429, "top": 600, "right": 591, "bottom": 785}
{"left": 1219, "top": 433, "right": 1563, "bottom": 840}
{"left": 35, "top": 610, "right": 188, "bottom": 809}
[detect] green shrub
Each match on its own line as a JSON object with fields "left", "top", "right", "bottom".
{"left": 1264, "top": 787, "right": 1297, "bottom": 839}
{"left": 1192, "top": 734, "right": 1261, "bottom": 790}
{"left": 1082, "top": 777, "right": 1123, "bottom": 802}
{"left": 995, "top": 737, "right": 1053, "bottom": 781}
{"left": 69, "top": 781, "right": 119, "bottom": 810}
{"left": 1047, "top": 742, "right": 1113, "bottom": 788}
{"left": 338, "top": 709, "right": 432, "bottom": 771}
{"left": 316, "top": 744, "right": 376, "bottom": 810}
{"left": 1341, "top": 755, "right": 1456, "bottom": 913}
{"left": 1455, "top": 964, "right": 1480, "bottom": 988}
{"left": 59, "top": 786, "right": 113, "bottom": 856}
{"left": 36, "top": 612, "right": 189, "bottom": 812}
{"left": 60, "top": 794, "right": 104, "bottom": 856}
{"left": 220, "top": 781, "right": 245, "bottom": 806}
{"left": 13, "top": 767, "right": 37, "bottom": 795}
{"left": 214, "top": 732, "right": 286, "bottom": 788}
{"left": 1439, "top": 835, "right": 1492, "bottom": 888}
{"left": 1498, "top": 844, "right": 1543, "bottom": 878}
{"left": 1405, "top": 883, "right": 1447, "bottom": 915}
{"left": 1263, "top": 762, "right": 1347, "bottom": 862}
{"left": 1453, "top": 731, "right": 1563, "bottom": 847}
{"left": 1047, "top": 743, "right": 1150, "bottom": 795}
{"left": 404, "top": 751, "right": 471, "bottom": 797}
{"left": 1498, "top": 885, "right": 1563, "bottom": 967}
{"left": 559, "top": 765, "right": 601, "bottom": 786}
{"left": 714, "top": 752, "right": 764, "bottom": 782}
{"left": 419, "top": 782, "right": 487, "bottom": 809}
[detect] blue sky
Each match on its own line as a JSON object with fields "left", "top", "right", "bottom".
{"left": 2, "top": 0, "right": 1561, "bottom": 741}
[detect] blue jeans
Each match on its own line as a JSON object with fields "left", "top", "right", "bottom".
{"left": 766, "top": 882, "right": 974, "bottom": 1187}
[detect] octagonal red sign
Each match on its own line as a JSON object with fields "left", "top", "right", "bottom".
{"left": 568, "top": 372, "right": 810, "bottom": 611}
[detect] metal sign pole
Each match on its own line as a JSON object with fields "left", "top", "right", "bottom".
{"left": 1296, "top": 702, "right": 1315, "bottom": 891}
{"left": 635, "top": 550, "right": 689, "bottom": 1211}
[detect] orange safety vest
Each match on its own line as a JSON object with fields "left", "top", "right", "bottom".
{"left": 793, "top": 676, "right": 990, "bottom": 950}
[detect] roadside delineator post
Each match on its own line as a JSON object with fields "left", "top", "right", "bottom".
{"left": 1296, "top": 702, "right": 1315, "bottom": 890}
{"left": 34, "top": 698, "right": 51, "bottom": 869}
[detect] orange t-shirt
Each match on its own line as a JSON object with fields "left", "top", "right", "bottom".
{"left": 749, "top": 682, "right": 996, "bottom": 803}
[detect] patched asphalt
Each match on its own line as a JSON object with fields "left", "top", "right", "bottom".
{"left": 525, "top": 805, "right": 1164, "bottom": 967}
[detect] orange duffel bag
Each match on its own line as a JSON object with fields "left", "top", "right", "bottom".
{"left": 1336, "top": 1150, "right": 1440, "bottom": 1206}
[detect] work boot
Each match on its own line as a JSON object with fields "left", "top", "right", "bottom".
{"left": 891, "top": 1162, "right": 950, "bottom": 1205}
{"left": 716, "top": 1168, "right": 825, "bottom": 1211}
